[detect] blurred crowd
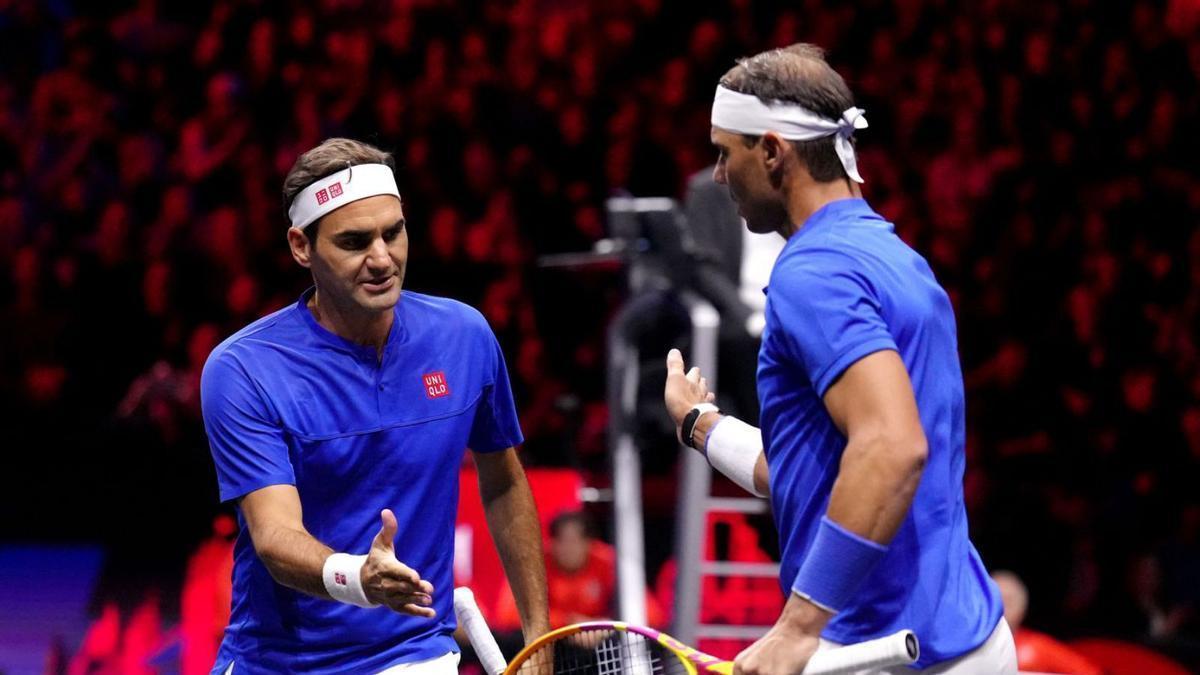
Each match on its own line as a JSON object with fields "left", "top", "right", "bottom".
{"left": 1, "top": 0, "right": 1198, "bottom": 662}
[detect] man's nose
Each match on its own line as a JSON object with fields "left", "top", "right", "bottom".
{"left": 366, "top": 237, "right": 391, "bottom": 267}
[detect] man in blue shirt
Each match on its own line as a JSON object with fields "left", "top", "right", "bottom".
{"left": 201, "top": 138, "right": 549, "bottom": 674}
{"left": 664, "top": 45, "right": 1015, "bottom": 673}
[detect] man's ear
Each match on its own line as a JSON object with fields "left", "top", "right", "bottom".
{"left": 287, "top": 227, "right": 314, "bottom": 268}
{"left": 760, "top": 131, "right": 792, "bottom": 175}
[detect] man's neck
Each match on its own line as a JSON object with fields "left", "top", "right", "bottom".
{"left": 778, "top": 178, "right": 860, "bottom": 239}
{"left": 308, "top": 289, "right": 393, "bottom": 357}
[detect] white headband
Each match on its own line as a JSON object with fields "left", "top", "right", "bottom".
{"left": 288, "top": 163, "right": 400, "bottom": 230}
{"left": 711, "top": 85, "right": 869, "bottom": 183}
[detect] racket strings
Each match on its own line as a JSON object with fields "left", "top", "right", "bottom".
{"left": 515, "top": 629, "right": 691, "bottom": 675}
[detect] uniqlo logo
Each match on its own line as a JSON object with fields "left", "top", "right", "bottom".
{"left": 423, "top": 371, "right": 450, "bottom": 399}
{"left": 315, "top": 188, "right": 330, "bottom": 205}
{"left": 328, "top": 182, "right": 343, "bottom": 198}
{"left": 334, "top": 572, "right": 347, "bottom": 586}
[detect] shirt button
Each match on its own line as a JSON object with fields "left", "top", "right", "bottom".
{"left": 378, "top": 384, "right": 385, "bottom": 390}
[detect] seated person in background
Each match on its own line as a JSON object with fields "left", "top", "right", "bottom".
{"left": 992, "top": 570, "right": 1102, "bottom": 675}
{"left": 496, "top": 510, "right": 664, "bottom": 630}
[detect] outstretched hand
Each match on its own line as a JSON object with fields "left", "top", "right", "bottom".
{"left": 363, "top": 509, "right": 437, "bottom": 617}
{"left": 664, "top": 348, "right": 716, "bottom": 442}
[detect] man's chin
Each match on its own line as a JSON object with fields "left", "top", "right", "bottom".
{"left": 356, "top": 285, "right": 402, "bottom": 311}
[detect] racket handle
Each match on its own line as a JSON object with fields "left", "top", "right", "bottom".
{"left": 802, "top": 630, "right": 919, "bottom": 674}
{"left": 453, "top": 587, "right": 507, "bottom": 675}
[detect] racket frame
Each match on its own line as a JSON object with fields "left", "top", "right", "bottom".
{"left": 504, "top": 621, "right": 731, "bottom": 675}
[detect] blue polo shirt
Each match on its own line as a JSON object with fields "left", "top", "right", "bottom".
{"left": 757, "top": 199, "right": 1002, "bottom": 667}
{"left": 201, "top": 289, "right": 523, "bottom": 674}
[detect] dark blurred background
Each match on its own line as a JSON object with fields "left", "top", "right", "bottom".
{"left": 0, "top": 0, "right": 1198, "bottom": 672}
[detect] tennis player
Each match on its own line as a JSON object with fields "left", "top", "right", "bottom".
{"left": 201, "top": 138, "right": 549, "bottom": 674}
{"left": 664, "top": 45, "right": 1016, "bottom": 673}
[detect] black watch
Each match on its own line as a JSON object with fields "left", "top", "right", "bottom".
{"left": 680, "top": 404, "right": 718, "bottom": 449}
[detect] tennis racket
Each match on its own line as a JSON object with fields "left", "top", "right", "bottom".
{"left": 453, "top": 587, "right": 918, "bottom": 675}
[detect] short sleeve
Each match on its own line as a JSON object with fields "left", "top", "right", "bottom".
{"left": 200, "top": 351, "right": 295, "bottom": 501}
{"left": 468, "top": 332, "right": 524, "bottom": 453}
{"left": 767, "top": 250, "right": 897, "bottom": 396}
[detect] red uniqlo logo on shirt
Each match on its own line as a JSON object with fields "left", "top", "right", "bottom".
{"left": 423, "top": 372, "right": 450, "bottom": 399}
{"left": 315, "top": 188, "right": 330, "bottom": 205}
{"left": 334, "top": 572, "right": 347, "bottom": 586}
{"left": 328, "top": 182, "right": 343, "bottom": 198}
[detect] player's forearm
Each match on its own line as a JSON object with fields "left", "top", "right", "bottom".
{"left": 785, "top": 432, "right": 924, "bottom": 631}
{"left": 826, "top": 430, "right": 927, "bottom": 543}
{"left": 479, "top": 454, "right": 550, "bottom": 641}
{"left": 753, "top": 452, "right": 770, "bottom": 496}
{"left": 252, "top": 523, "right": 336, "bottom": 598}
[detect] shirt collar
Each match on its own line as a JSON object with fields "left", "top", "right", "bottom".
{"left": 294, "top": 286, "right": 406, "bottom": 361}
{"left": 789, "top": 198, "right": 891, "bottom": 243}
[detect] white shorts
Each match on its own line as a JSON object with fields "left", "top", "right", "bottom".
{"left": 818, "top": 619, "right": 1017, "bottom": 674}
{"left": 222, "top": 651, "right": 460, "bottom": 675}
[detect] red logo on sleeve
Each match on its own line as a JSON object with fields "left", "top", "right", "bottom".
{"left": 334, "top": 572, "right": 347, "bottom": 586}
{"left": 423, "top": 371, "right": 450, "bottom": 399}
{"left": 315, "top": 188, "right": 330, "bottom": 205}
{"left": 328, "top": 181, "right": 343, "bottom": 198}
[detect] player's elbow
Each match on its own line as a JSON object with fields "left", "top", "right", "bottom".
{"left": 250, "top": 528, "right": 282, "bottom": 567}
{"left": 476, "top": 448, "right": 525, "bottom": 504}
{"left": 248, "top": 525, "right": 294, "bottom": 581}
{"left": 900, "top": 432, "right": 927, "bottom": 476}
{"left": 854, "top": 428, "right": 927, "bottom": 486}
{"left": 869, "top": 431, "right": 926, "bottom": 504}
{"left": 257, "top": 553, "right": 289, "bottom": 586}
{"left": 883, "top": 426, "right": 927, "bottom": 481}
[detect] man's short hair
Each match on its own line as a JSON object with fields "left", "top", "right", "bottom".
{"left": 549, "top": 510, "right": 592, "bottom": 539}
{"left": 718, "top": 44, "right": 856, "bottom": 183}
{"left": 282, "top": 138, "right": 395, "bottom": 236}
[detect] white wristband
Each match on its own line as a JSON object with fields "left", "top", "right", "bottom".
{"left": 322, "top": 553, "right": 379, "bottom": 608}
{"left": 705, "top": 415, "right": 767, "bottom": 497}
